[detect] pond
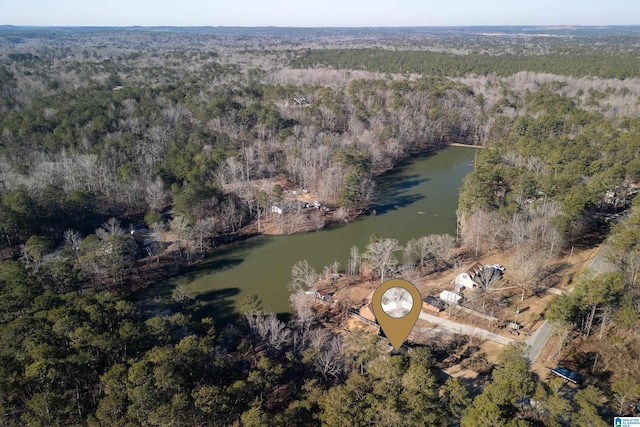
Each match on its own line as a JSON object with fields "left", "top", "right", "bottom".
{"left": 139, "top": 146, "right": 478, "bottom": 324}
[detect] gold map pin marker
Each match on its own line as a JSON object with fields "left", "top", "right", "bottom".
{"left": 372, "top": 278, "right": 422, "bottom": 350}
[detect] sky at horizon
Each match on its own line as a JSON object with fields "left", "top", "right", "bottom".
{"left": 2, "top": 0, "right": 639, "bottom": 27}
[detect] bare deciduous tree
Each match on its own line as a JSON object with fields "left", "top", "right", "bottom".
{"left": 364, "top": 238, "right": 401, "bottom": 283}
{"left": 223, "top": 157, "right": 244, "bottom": 187}
{"left": 64, "top": 229, "right": 82, "bottom": 254}
{"left": 323, "top": 260, "right": 340, "bottom": 277}
{"left": 96, "top": 218, "right": 125, "bottom": 240}
{"left": 250, "top": 313, "right": 291, "bottom": 352}
{"left": 512, "top": 250, "right": 546, "bottom": 301}
{"left": 145, "top": 176, "right": 168, "bottom": 211}
{"left": 191, "top": 218, "right": 216, "bottom": 254}
{"left": 313, "top": 334, "right": 344, "bottom": 381}
{"left": 289, "top": 260, "right": 319, "bottom": 292}
{"left": 461, "top": 210, "right": 505, "bottom": 256}
{"left": 348, "top": 245, "right": 361, "bottom": 278}
{"left": 170, "top": 216, "right": 191, "bottom": 243}
{"left": 172, "top": 284, "right": 196, "bottom": 305}
{"left": 309, "top": 328, "right": 331, "bottom": 352}
{"left": 141, "top": 222, "right": 165, "bottom": 264}
{"left": 405, "top": 234, "right": 456, "bottom": 274}
{"left": 290, "top": 290, "right": 316, "bottom": 338}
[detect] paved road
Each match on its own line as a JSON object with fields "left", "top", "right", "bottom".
{"left": 418, "top": 312, "right": 514, "bottom": 345}
{"left": 525, "top": 243, "right": 610, "bottom": 363}
{"left": 584, "top": 244, "right": 614, "bottom": 277}
{"left": 525, "top": 321, "right": 552, "bottom": 362}
{"left": 405, "top": 243, "right": 611, "bottom": 360}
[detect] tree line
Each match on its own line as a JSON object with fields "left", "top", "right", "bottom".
{"left": 292, "top": 48, "right": 640, "bottom": 79}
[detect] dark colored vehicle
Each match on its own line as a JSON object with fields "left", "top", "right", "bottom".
{"left": 549, "top": 366, "right": 583, "bottom": 384}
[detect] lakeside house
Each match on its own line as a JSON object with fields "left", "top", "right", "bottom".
{"left": 454, "top": 262, "right": 505, "bottom": 290}
{"left": 270, "top": 199, "right": 320, "bottom": 216}
{"left": 453, "top": 262, "right": 484, "bottom": 289}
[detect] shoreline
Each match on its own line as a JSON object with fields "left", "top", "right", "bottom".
{"left": 130, "top": 143, "right": 470, "bottom": 297}
{"left": 242, "top": 142, "right": 468, "bottom": 237}
{"left": 448, "top": 142, "right": 485, "bottom": 148}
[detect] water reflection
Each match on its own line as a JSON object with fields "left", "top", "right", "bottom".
{"left": 138, "top": 146, "right": 478, "bottom": 323}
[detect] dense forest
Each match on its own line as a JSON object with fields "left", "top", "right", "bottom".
{"left": 1, "top": 26, "right": 640, "bottom": 425}
{"left": 293, "top": 48, "right": 640, "bottom": 79}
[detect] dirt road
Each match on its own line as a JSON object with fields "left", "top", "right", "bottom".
{"left": 418, "top": 312, "right": 514, "bottom": 345}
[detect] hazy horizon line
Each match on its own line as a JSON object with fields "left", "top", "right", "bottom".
{"left": 2, "top": 24, "right": 639, "bottom": 29}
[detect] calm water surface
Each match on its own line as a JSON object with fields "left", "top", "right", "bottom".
{"left": 140, "top": 146, "right": 477, "bottom": 322}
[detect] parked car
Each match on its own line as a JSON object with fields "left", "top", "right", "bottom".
{"left": 549, "top": 366, "right": 583, "bottom": 384}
